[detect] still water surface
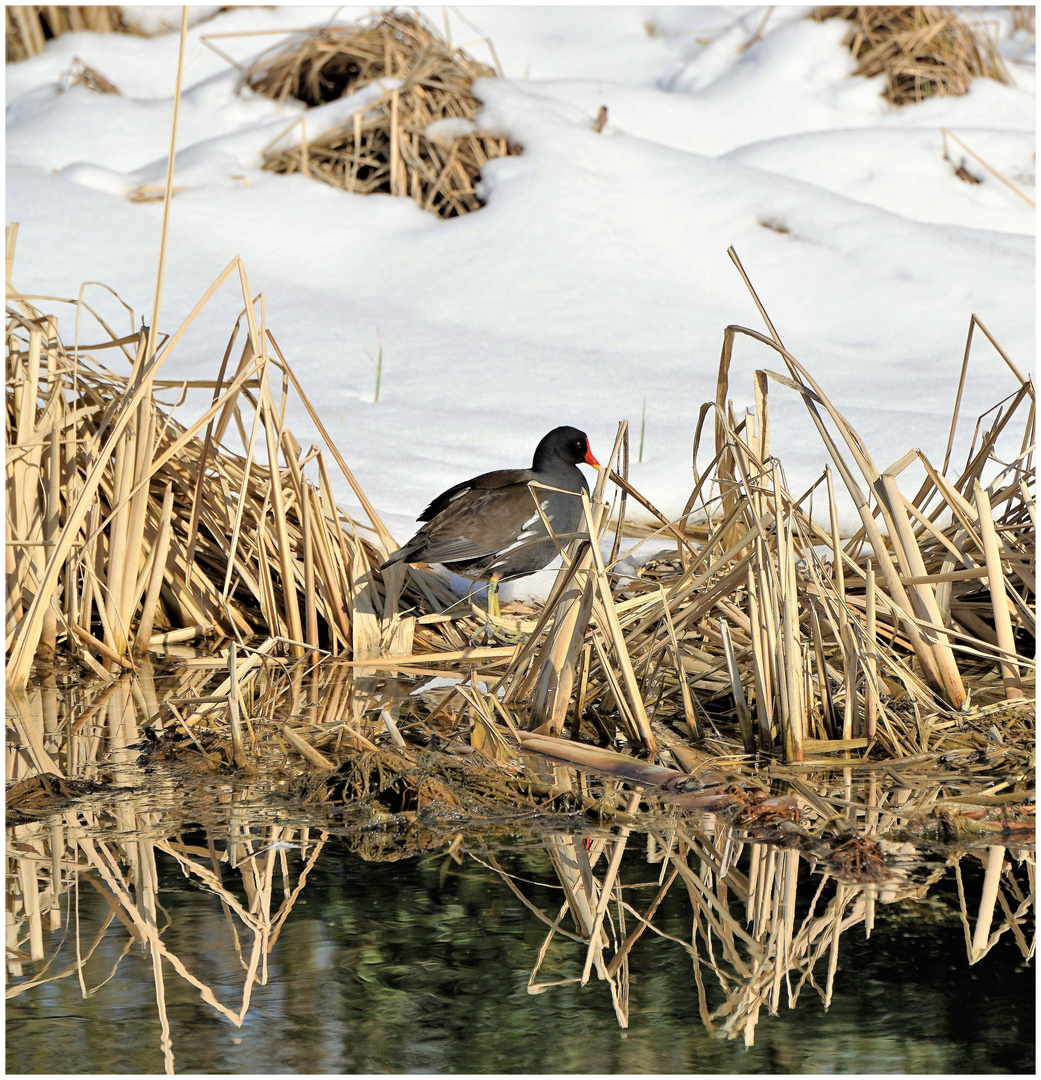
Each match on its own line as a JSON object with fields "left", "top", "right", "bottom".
{"left": 7, "top": 837, "right": 1034, "bottom": 1074}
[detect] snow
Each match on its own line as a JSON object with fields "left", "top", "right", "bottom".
{"left": 120, "top": 6, "right": 224, "bottom": 36}
{"left": 425, "top": 116, "right": 480, "bottom": 144}
{"left": 5, "top": 5, "right": 1035, "bottom": 609}
{"left": 411, "top": 676, "right": 496, "bottom": 698}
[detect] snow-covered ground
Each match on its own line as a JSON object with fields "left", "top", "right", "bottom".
{"left": 5, "top": 5, "right": 1035, "bottom": 603}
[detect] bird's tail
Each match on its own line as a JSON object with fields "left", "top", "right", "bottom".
{"left": 380, "top": 550, "right": 404, "bottom": 571}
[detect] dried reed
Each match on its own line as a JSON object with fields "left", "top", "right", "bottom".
{"left": 4, "top": 228, "right": 465, "bottom": 688}
{"left": 817, "top": 6, "right": 1011, "bottom": 104}
{"left": 415, "top": 252, "right": 1033, "bottom": 771}
{"left": 8, "top": 227, "right": 1033, "bottom": 782}
{"left": 4, "top": 7, "right": 1034, "bottom": 1050}
{"left": 247, "top": 12, "right": 519, "bottom": 218}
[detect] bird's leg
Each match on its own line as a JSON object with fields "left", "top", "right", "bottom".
{"left": 476, "top": 575, "right": 502, "bottom": 645}
{"left": 469, "top": 574, "right": 522, "bottom": 646}
{"left": 487, "top": 573, "right": 501, "bottom": 621}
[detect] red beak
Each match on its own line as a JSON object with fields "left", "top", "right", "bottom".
{"left": 584, "top": 441, "right": 601, "bottom": 468}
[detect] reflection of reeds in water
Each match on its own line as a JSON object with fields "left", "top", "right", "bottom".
{"left": 6, "top": 656, "right": 1034, "bottom": 1064}
{"left": 7, "top": 666, "right": 337, "bottom": 1072}
{"left": 8, "top": 811, "right": 328, "bottom": 1073}
{"left": 481, "top": 813, "right": 1033, "bottom": 1039}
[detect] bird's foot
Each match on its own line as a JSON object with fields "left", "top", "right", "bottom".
{"left": 469, "top": 619, "right": 524, "bottom": 647}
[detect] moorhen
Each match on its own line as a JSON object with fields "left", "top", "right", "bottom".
{"left": 381, "top": 426, "right": 600, "bottom": 616}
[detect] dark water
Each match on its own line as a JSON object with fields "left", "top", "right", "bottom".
{"left": 6, "top": 840, "right": 1035, "bottom": 1075}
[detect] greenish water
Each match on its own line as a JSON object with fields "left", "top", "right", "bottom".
{"left": 6, "top": 838, "right": 1034, "bottom": 1074}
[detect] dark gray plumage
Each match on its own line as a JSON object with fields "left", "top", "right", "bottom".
{"left": 381, "top": 426, "right": 599, "bottom": 583}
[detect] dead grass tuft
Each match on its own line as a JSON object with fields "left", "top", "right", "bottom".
{"left": 247, "top": 12, "right": 520, "bottom": 218}
{"left": 817, "top": 6, "right": 1010, "bottom": 105}
{"left": 4, "top": 225, "right": 452, "bottom": 686}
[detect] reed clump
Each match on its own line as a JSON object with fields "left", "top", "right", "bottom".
{"left": 5, "top": 225, "right": 470, "bottom": 689}
{"left": 7, "top": 234, "right": 1034, "bottom": 777}
{"left": 817, "top": 6, "right": 1011, "bottom": 104}
{"left": 5, "top": 5, "right": 125, "bottom": 61}
{"left": 248, "top": 12, "right": 519, "bottom": 218}
{"left": 394, "top": 251, "right": 1033, "bottom": 774}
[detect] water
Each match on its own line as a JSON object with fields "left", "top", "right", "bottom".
{"left": 6, "top": 830, "right": 1034, "bottom": 1074}
{"left": 6, "top": 662, "right": 1035, "bottom": 1074}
